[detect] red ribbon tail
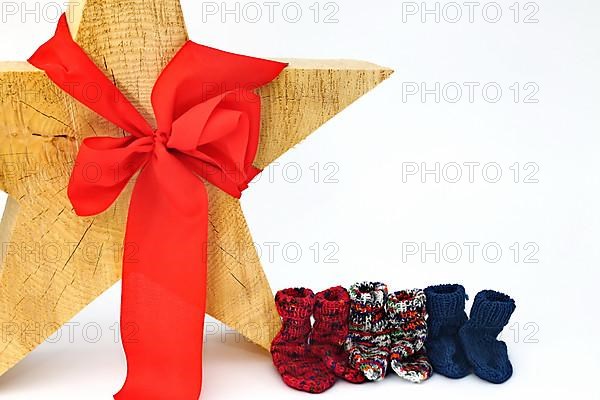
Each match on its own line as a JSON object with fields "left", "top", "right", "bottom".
{"left": 114, "top": 159, "right": 208, "bottom": 400}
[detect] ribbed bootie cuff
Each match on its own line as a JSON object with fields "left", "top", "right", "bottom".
{"left": 387, "top": 289, "right": 426, "bottom": 314}
{"left": 348, "top": 282, "right": 388, "bottom": 332}
{"left": 424, "top": 284, "right": 467, "bottom": 319}
{"left": 469, "top": 290, "right": 516, "bottom": 328}
{"left": 314, "top": 286, "right": 350, "bottom": 317}
{"left": 349, "top": 282, "right": 388, "bottom": 307}
{"left": 275, "top": 288, "right": 315, "bottom": 320}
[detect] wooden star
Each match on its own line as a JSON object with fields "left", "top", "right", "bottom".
{"left": 0, "top": 0, "right": 392, "bottom": 375}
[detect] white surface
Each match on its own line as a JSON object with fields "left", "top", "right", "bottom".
{"left": 1, "top": 0, "right": 599, "bottom": 398}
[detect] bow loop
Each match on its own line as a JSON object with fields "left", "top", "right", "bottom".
{"left": 68, "top": 136, "right": 153, "bottom": 216}
{"left": 28, "top": 14, "right": 154, "bottom": 138}
{"left": 167, "top": 89, "right": 262, "bottom": 198}
{"left": 152, "top": 41, "right": 287, "bottom": 133}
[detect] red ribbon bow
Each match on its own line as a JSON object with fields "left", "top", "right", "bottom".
{"left": 29, "top": 14, "right": 286, "bottom": 399}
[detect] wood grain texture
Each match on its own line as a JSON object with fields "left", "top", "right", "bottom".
{"left": 0, "top": 0, "right": 392, "bottom": 376}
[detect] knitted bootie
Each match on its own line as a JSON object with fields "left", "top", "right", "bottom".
{"left": 459, "top": 290, "right": 516, "bottom": 384}
{"left": 345, "top": 282, "right": 391, "bottom": 381}
{"left": 310, "top": 286, "right": 366, "bottom": 383}
{"left": 424, "top": 284, "right": 471, "bottom": 379}
{"left": 387, "top": 289, "right": 433, "bottom": 383}
{"left": 271, "top": 288, "right": 336, "bottom": 393}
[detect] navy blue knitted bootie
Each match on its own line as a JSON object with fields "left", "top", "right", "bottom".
{"left": 459, "top": 290, "right": 516, "bottom": 384}
{"left": 424, "top": 284, "right": 471, "bottom": 379}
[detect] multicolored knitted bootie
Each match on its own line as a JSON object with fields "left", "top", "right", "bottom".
{"left": 387, "top": 289, "right": 433, "bottom": 383}
{"left": 424, "top": 284, "right": 471, "bottom": 379}
{"left": 310, "top": 286, "right": 366, "bottom": 384}
{"left": 345, "top": 282, "right": 391, "bottom": 381}
{"left": 271, "top": 288, "right": 336, "bottom": 393}
{"left": 459, "top": 290, "right": 516, "bottom": 384}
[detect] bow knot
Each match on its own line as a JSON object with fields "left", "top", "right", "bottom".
{"left": 153, "top": 129, "right": 169, "bottom": 146}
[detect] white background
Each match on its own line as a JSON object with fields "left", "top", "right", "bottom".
{"left": 1, "top": 0, "right": 600, "bottom": 398}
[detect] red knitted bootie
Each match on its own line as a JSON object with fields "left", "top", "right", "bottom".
{"left": 310, "top": 286, "right": 366, "bottom": 384}
{"left": 271, "top": 288, "right": 336, "bottom": 393}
